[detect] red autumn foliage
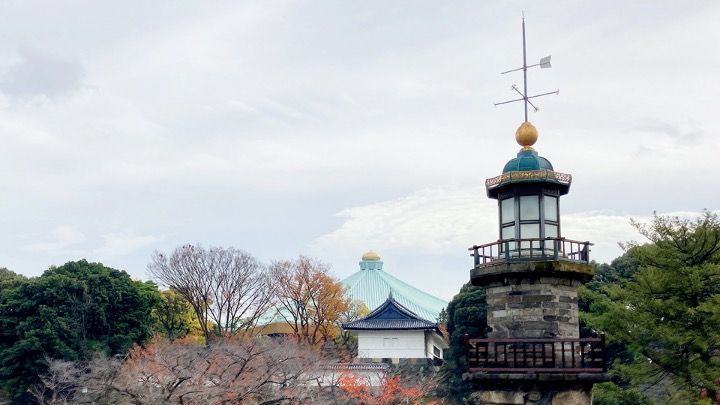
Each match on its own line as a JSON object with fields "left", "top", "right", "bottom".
{"left": 338, "top": 371, "right": 443, "bottom": 405}
{"left": 116, "top": 336, "right": 322, "bottom": 404}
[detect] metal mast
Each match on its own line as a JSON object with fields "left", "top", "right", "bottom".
{"left": 495, "top": 16, "right": 558, "bottom": 122}
{"left": 522, "top": 16, "right": 528, "bottom": 122}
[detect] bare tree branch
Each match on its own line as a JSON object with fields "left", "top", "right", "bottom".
{"left": 148, "top": 245, "right": 272, "bottom": 342}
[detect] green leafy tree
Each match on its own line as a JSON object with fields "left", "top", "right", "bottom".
{"left": 334, "top": 299, "right": 369, "bottom": 357}
{"left": 440, "top": 282, "right": 488, "bottom": 403}
{"left": 0, "top": 260, "right": 161, "bottom": 401}
{"left": 0, "top": 268, "right": 25, "bottom": 284}
{"left": 591, "top": 382, "right": 653, "bottom": 405}
{"left": 583, "top": 212, "right": 720, "bottom": 403}
{"left": 579, "top": 258, "right": 648, "bottom": 401}
{"left": 152, "top": 289, "right": 199, "bottom": 341}
{"left": 437, "top": 307, "right": 448, "bottom": 325}
{"left": 581, "top": 255, "right": 642, "bottom": 305}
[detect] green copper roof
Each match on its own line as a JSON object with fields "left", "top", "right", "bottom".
{"left": 341, "top": 257, "right": 448, "bottom": 323}
{"left": 503, "top": 148, "right": 554, "bottom": 173}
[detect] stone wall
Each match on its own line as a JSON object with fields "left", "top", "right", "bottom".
{"left": 467, "top": 388, "right": 591, "bottom": 405}
{"left": 485, "top": 276, "right": 581, "bottom": 339}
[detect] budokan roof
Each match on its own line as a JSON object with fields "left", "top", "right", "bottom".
{"left": 341, "top": 252, "right": 448, "bottom": 323}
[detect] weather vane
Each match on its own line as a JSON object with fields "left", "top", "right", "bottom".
{"left": 494, "top": 15, "right": 558, "bottom": 122}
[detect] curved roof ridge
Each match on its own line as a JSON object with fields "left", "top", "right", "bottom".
{"left": 361, "top": 294, "right": 420, "bottom": 320}
{"left": 341, "top": 266, "right": 448, "bottom": 323}
{"left": 375, "top": 269, "right": 447, "bottom": 306}
{"left": 342, "top": 296, "right": 437, "bottom": 331}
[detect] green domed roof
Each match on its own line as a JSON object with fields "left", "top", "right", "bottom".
{"left": 502, "top": 148, "right": 554, "bottom": 173}
{"left": 341, "top": 256, "right": 448, "bottom": 322}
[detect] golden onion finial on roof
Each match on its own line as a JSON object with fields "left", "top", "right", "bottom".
{"left": 361, "top": 250, "right": 381, "bottom": 261}
{"left": 515, "top": 121, "right": 538, "bottom": 149}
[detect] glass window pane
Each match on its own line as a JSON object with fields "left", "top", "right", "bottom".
{"left": 520, "top": 223, "right": 540, "bottom": 250}
{"left": 520, "top": 195, "right": 540, "bottom": 220}
{"left": 502, "top": 225, "right": 515, "bottom": 240}
{"left": 520, "top": 223, "right": 540, "bottom": 239}
{"left": 544, "top": 196, "right": 558, "bottom": 222}
{"left": 501, "top": 198, "right": 515, "bottom": 224}
{"left": 501, "top": 225, "right": 516, "bottom": 252}
{"left": 545, "top": 224, "right": 558, "bottom": 238}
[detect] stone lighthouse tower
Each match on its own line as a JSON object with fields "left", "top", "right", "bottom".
{"left": 473, "top": 121, "right": 591, "bottom": 340}
{"left": 462, "top": 122, "right": 608, "bottom": 404}
{"left": 462, "top": 18, "right": 608, "bottom": 404}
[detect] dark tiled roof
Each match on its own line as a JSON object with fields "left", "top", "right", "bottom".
{"left": 342, "top": 296, "right": 438, "bottom": 330}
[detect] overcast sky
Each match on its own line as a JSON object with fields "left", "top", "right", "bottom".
{"left": 1, "top": 1, "right": 718, "bottom": 301}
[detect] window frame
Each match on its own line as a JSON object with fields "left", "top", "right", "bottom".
{"left": 497, "top": 190, "right": 561, "bottom": 243}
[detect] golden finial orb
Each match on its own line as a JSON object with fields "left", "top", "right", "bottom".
{"left": 515, "top": 121, "right": 538, "bottom": 148}
{"left": 362, "top": 250, "right": 382, "bottom": 261}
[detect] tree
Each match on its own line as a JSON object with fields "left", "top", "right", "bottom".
{"left": 269, "top": 256, "right": 351, "bottom": 346}
{"left": 437, "top": 307, "right": 448, "bottom": 325}
{"left": 148, "top": 245, "right": 273, "bottom": 343}
{"left": 440, "top": 282, "right": 488, "bottom": 403}
{"left": 29, "top": 354, "right": 124, "bottom": 405}
{"left": 116, "top": 336, "right": 321, "bottom": 404}
{"left": 0, "top": 260, "right": 160, "bottom": 401}
{"left": 334, "top": 299, "right": 369, "bottom": 357}
{"left": 152, "top": 289, "right": 200, "bottom": 341}
{"left": 591, "top": 382, "right": 653, "bottom": 405}
{"left": 0, "top": 267, "right": 24, "bottom": 284}
{"left": 582, "top": 212, "right": 720, "bottom": 402}
{"left": 580, "top": 254, "right": 642, "bottom": 308}
{"left": 29, "top": 336, "right": 341, "bottom": 404}
{"left": 338, "top": 370, "right": 444, "bottom": 405}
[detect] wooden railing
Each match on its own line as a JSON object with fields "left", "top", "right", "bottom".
{"left": 469, "top": 237, "right": 592, "bottom": 267}
{"left": 464, "top": 336, "right": 606, "bottom": 373}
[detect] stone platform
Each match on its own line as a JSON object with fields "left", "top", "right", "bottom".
{"left": 463, "top": 372, "right": 609, "bottom": 405}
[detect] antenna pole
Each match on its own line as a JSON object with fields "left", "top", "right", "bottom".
{"left": 522, "top": 16, "right": 528, "bottom": 122}
{"left": 493, "top": 15, "right": 557, "bottom": 118}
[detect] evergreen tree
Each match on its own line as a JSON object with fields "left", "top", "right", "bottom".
{"left": 582, "top": 212, "right": 720, "bottom": 402}
{"left": 591, "top": 382, "right": 653, "bottom": 405}
{"left": 440, "top": 282, "right": 488, "bottom": 403}
{"left": 0, "top": 268, "right": 24, "bottom": 283}
{"left": 0, "top": 260, "right": 161, "bottom": 401}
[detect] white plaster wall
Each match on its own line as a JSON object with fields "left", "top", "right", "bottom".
{"left": 357, "top": 330, "right": 426, "bottom": 359}
{"left": 424, "top": 331, "right": 448, "bottom": 359}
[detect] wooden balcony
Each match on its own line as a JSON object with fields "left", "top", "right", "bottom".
{"left": 464, "top": 336, "right": 606, "bottom": 374}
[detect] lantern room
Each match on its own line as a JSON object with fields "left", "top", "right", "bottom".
{"left": 478, "top": 121, "right": 587, "bottom": 260}
{"left": 484, "top": 122, "right": 575, "bottom": 258}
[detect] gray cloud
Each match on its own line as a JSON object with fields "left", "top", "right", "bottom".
{"left": 0, "top": 49, "right": 84, "bottom": 98}
{"left": 635, "top": 121, "right": 703, "bottom": 145}
{"left": 0, "top": 1, "right": 718, "bottom": 299}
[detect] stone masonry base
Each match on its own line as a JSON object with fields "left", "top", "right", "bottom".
{"left": 467, "top": 387, "right": 590, "bottom": 405}
{"left": 463, "top": 372, "right": 608, "bottom": 405}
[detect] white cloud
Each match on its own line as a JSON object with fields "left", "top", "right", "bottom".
{"left": 0, "top": 49, "right": 84, "bottom": 98}
{"left": 93, "top": 233, "right": 165, "bottom": 258}
{"left": 312, "top": 186, "right": 713, "bottom": 265}
{"left": 20, "top": 226, "right": 87, "bottom": 254}
{"left": 16, "top": 227, "right": 163, "bottom": 272}
{"left": 1, "top": 1, "right": 719, "bottom": 285}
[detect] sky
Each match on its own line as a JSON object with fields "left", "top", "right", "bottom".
{"left": 1, "top": 1, "right": 718, "bottom": 301}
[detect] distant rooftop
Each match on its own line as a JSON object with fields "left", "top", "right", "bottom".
{"left": 343, "top": 295, "right": 437, "bottom": 330}
{"left": 341, "top": 251, "right": 448, "bottom": 322}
